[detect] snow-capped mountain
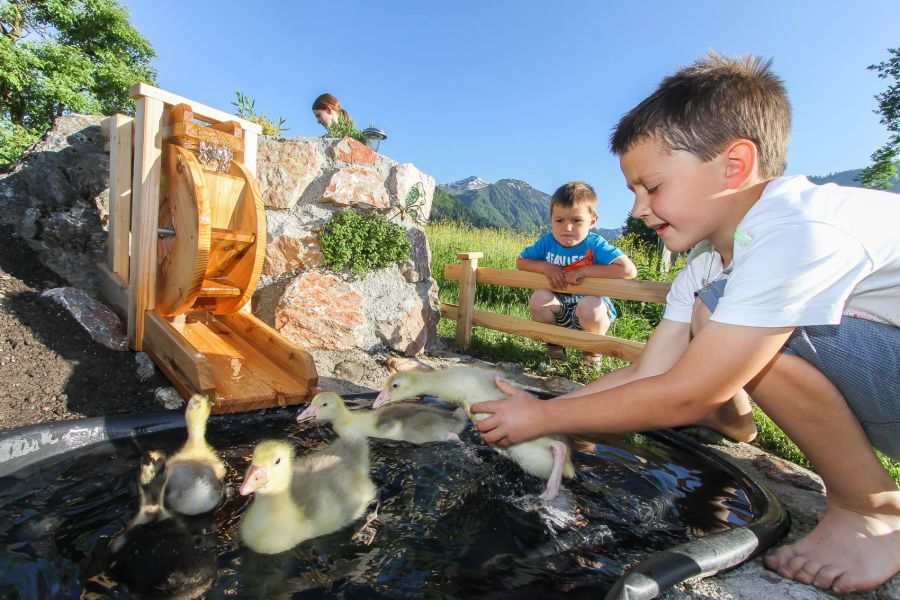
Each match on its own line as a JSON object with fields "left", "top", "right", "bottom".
{"left": 440, "top": 176, "right": 489, "bottom": 194}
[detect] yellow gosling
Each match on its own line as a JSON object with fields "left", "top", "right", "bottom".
{"left": 164, "top": 394, "right": 226, "bottom": 516}
{"left": 238, "top": 438, "right": 376, "bottom": 555}
{"left": 297, "top": 391, "right": 466, "bottom": 443}
{"left": 375, "top": 366, "right": 575, "bottom": 501}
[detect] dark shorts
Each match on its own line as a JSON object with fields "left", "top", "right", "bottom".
{"left": 697, "top": 280, "right": 900, "bottom": 460}
{"left": 553, "top": 294, "right": 615, "bottom": 330}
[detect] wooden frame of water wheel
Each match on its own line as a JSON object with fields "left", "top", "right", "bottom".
{"left": 99, "top": 85, "right": 317, "bottom": 413}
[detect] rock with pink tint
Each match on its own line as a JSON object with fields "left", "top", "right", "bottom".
{"left": 321, "top": 168, "right": 390, "bottom": 210}
{"left": 274, "top": 271, "right": 376, "bottom": 351}
{"left": 329, "top": 137, "right": 376, "bottom": 165}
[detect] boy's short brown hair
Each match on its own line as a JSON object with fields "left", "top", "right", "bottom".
{"left": 609, "top": 52, "right": 792, "bottom": 178}
{"left": 550, "top": 181, "right": 597, "bottom": 216}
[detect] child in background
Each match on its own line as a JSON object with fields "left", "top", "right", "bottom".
{"left": 517, "top": 182, "right": 637, "bottom": 366}
{"left": 312, "top": 93, "right": 354, "bottom": 130}
{"left": 474, "top": 53, "right": 900, "bottom": 594}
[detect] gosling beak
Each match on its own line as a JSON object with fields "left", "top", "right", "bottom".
{"left": 373, "top": 390, "right": 390, "bottom": 408}
{"left": 239, "top": 465, "right": 267, "bottom": 495}
{"left": 297, "top": 403, "right": 317, "bottom": 423}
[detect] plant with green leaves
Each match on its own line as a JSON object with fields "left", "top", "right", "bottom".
{"left": 0, "top": 0, "right": 156, "bottom": 169}
{"left": 231, "top": 91, "right": 288, "bottom": 137}
{"left": 320, "top": 208, "right": 411, "bottom": 277}
{"left": 325, "top": 115, "right": 367, "bottom": 144}
{"left": 859, "top": 47, "right": 900, "bottom": 189}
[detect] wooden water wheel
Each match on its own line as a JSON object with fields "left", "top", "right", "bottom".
{"left": 156, "top": 108, "right": 266, "bottom": 317}
{"left": 100, "top": 87, "right": 316, "bottom": 414}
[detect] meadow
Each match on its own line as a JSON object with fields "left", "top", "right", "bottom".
{"left": 426, "top": 221, "right": 900, "bottom": 483}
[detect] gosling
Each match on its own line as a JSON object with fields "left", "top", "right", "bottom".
{"left": 238, "top": 438, "right": 376, "bottom": 555}
{"left": 374, "top": 366, "right": 575, "bottom": 500}
{"left": 164, "top": 394, "right": 226, "bottom": 516}
{"left": 297, "top": 391, "right": 466, "bottom": 443}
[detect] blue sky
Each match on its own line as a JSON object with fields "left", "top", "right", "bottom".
{"left": 125, "top": 1, "right": 900, "bottom": 229}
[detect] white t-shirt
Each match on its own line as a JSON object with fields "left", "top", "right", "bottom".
{"left": 664, "top": 176, "right": 900, "bottom": 328}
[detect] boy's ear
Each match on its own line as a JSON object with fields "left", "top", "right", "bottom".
{"left": 722, "top": 139, "right": 759, "bottom": 189}
{"left": 590, "top": 214, "right": 598, "bottom": 226}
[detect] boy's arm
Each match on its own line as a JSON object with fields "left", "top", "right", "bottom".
{"left": 474, "top": 321, "right": 793, "bottom": 445}
{"left": 516, "top": 257, "right": 567, "bottom": 289}
{"left": 566, "top": 255, "right": 637, "bottom": 284}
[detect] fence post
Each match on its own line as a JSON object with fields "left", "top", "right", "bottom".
{"left": 455, "top": 252, "right": 482, "bottom": 350}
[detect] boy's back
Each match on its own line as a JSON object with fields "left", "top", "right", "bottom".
{"left": 666, "top": 176, "right": 900, "bottom": 328}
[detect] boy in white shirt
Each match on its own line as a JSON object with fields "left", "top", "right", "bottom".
{"left": 473, "top": 53, "right": 900, "bottom": 594}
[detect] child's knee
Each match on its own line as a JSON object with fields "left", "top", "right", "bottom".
{"left": 576, "top": 297, "right": 610, "bottom": 329}
{"left": 529, "top": 289, "right": 559, "bottom": 311}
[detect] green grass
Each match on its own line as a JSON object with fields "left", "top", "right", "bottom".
{"left": 426, "top": 221, "right": 900, "bottom": 484}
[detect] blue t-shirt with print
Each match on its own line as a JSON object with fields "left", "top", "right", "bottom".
{"left": 520, "top": 231, "right": 625, "bottom": 319}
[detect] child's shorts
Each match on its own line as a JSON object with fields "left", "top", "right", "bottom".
{"left": 553, "top": 294, "right": 615, "bottom": 330}
{"left": 697, "top": 279, "right": 900, "bottom": 461}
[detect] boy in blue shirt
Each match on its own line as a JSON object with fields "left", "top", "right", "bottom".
{"left": 517, "top": 181, "right": 637, "bottom": 366}
{"left": 475, "top": 54, "right": 900, "bottom": 594}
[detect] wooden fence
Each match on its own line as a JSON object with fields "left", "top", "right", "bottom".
{"left": 441, "top": 252, "right": 671, "bottom": 362}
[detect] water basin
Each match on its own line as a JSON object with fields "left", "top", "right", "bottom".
{"left": 0, "top": 394, "right": 788, "bottom": 599}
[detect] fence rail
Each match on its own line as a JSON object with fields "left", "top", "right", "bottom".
{"left": 441, "top": 252, "right": 671, "bottom": 361}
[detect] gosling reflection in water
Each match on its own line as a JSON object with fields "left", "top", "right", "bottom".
{"left": 107, "top": 450, "right": 217, "bottom": 599}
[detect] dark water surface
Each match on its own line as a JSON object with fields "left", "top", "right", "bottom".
{"left": 0, "top": 403, "right": 755, "bottom": 599}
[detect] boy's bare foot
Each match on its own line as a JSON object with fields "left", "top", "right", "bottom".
{"left": 763, "top": 495, "right": 900, "bottom": 594}
{"left": 695, "top": 389, "right": 758, "bottom": 443}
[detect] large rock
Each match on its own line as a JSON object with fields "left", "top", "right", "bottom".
{"left": 270, "top": 265, "right": 436, "bottom": 356}
{"left": 274, "top": 270, "right": 376, "bottom": 351}
{"left": 400, "top": 226, "right": 432, "bottom": 283}
{"left": 328, "top": 137, "right": 376, "bottom": 166}
{"left": 321, "top": 167, "right": 390, "bottom": 210}
{"left": 0, "top": 115, "right": 108, "bottom": 294}
{"left": 263, "top": 210, "right": 324, "bottom": 276}
{"left": 256, "top": 137, "right": 324, "bottom": 209}
{"left": 386, "top": 163, "right": 436, "bottom": 224}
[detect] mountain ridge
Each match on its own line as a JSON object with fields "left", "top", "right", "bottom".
{"left": 433, "top": 167, "right": 896, "bottom": 239}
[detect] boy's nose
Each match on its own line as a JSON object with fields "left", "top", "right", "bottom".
{"left": 631, "top": 194, "right": 651, "bottom": 219}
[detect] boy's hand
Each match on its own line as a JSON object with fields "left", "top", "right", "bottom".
{"left": 565, "top": 268, "right": 585, "bottom": 285}
{"left": 472, "top": 377, "right": 548, "bottom": 447}
{"left": 543, "top": 263, "right": 567, "bottom": 289}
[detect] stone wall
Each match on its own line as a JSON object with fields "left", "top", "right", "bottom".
{"left": 0, "top": 115, "right": 440, "bottom": 357}
{"left": 252, "top": 135, "right": 439, "bottom": 356}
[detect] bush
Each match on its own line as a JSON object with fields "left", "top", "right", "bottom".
{"left": 0, "top": 121, "right": 40, "bottom": 171}
{"left": 320, "top": 208, "right": 411, "bottom": 277}
{"left": 232, "top": 91, "right": 288, "bottom": 137}
{"left": 325, "top": 116, "right": 368, "bottom": 144}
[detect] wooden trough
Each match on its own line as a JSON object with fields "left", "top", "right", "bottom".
{"left": 99, "top": 84, "right": 317, "bottom": 413}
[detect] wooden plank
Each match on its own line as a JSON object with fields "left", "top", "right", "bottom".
{"left": 107, "top": 114, "right": 134, "bottom": 280}
{"left": 241, "top": 129, "right": 257, "bottom": 177}
{"left": 455, "top": 253, "right": 480, "bottom": 350}
{"left": 144, "top": 311, "right": 216, "bottom": 394}
{"left": 97, "top": 262, "right": 129, "bottom": 321}
{"left": 171, "top": 312, "right": 313, "bottom": 413}
{"left": 444, "top": 264, "right": 671, "bottom": 304}
{"left": 210, "top": 120, "right": 243, "bottom": 138}
{"left": 211, "top": 227, "right": 254, "bottom": 243}
{"left": 127, "top": 96, "right": 164, "bottom": 350}
{"left": 441, "top": 303, "right": 646, "bottom": 362}
{"left": 130, "top": 82, "right": 262, "bottom": 135}
{"left": 164, "top": 121, "right": 245, "bottom": 153}
{"left": 199, "top": 278, "right": 242, "bottom": 297}
{"left": 217, "top": 311, "right": 318, "bottom": 391}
